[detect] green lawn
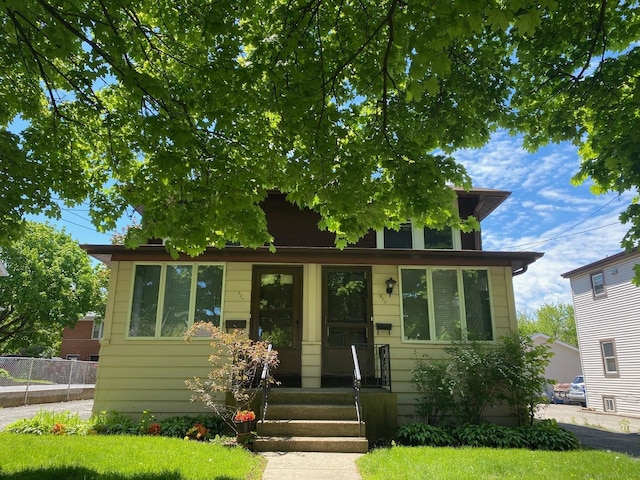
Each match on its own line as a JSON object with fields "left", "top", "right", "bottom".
{"left": 357, "top": 446, "right": 640, "bottom": 480}
{"left": 0, "top": 433, "right": 265, "bottom": 480}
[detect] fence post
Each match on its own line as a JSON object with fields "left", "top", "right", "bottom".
{"left": 66, "top": 360, "right": 74, "bottom": 401}
{"left": 23, "top": 359, "right": 34, "bottom": 405}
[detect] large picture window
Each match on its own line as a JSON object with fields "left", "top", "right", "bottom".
{"left": 129, "top": 263, "right": 224, "bottom": 338}
{"left": 401, "top": 267, "right": 492, "bottom": 341}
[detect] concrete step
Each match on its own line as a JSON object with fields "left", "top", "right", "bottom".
{"left": 258, "top": 419, "right": 364, "bottom": 437}
{"left": 265, "top": 404, "right": 356, "bottom": 421}
{"left": 267, "top": 388, "right": 355, "bottom": 405}
{"left": 253, "top": 435, "right": 369, "bottom": 453}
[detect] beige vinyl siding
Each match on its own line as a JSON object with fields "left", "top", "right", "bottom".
{"left": 93, "top": 261, "right": 246, "bottom": 417}
{"left": 95, "top": 261, "right": 519, "bottom": 422}
{"left": 570, "top": 253, "right": 640, "bottom": 416}
{"left": 371, "top": 265, "right": 516, "bottom": 424}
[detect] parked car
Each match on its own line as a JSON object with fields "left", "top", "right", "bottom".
{"left": 568, "top": 375, "right": 586, "bottom": 407}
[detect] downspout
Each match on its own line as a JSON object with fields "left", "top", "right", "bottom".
{"left": 474, "top": 195, "right": 485, "bottom": 250}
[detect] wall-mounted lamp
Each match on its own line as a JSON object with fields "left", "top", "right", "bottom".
{"left": 385, "top": 277, "right": 397, "bottom": 296}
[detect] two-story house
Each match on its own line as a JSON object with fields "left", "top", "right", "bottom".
{"left": 562, "top": 250, "right": 640, "bottom": 416}
{"left": 83, "top": 188, "right": 542, "bottom": 437}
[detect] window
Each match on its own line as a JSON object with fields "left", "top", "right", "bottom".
{"left": 66, "top": 354, "right": 80, "bottom": 360}
{"left": 424, "top": 227, "right": 454, "bottom": 249}
{"left": 89, "top": 354, "right": 99, "bottom": 362}
{"left": 600, "top": 339, "right": 619, "bottom": 375}
{"left": 128, "top": 263, "right": 224, "bottom": 338}
{"left": 591, "top": 272, "right": 606, "bottom": 296}
{"left": 401, "top": 267, "right": 492, "bottom": 341}
{"left": 384, "top": 223, "right": 413, "bottom": 248}
{"left": 91, "top": 320, "right": 103, "bottom": 340}
{"left": 603, "top": 396, "right": 616, "bottom": 412}
{"left": 381, "top": 223, "right": 457, "bottom": 249}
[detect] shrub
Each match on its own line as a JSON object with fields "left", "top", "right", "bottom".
{"left": 453, "top": 423, "right": 528, "bottom": 449}
{"left": 159, "top": 414, "right": 224, "bottom": 438}
{"left": 410, "top": 359, "right": 454, "bottom": 425}
{"left": 91, "top": 410, "right": 136, "bottom": 435}
{"left": 411, "top": 334, "right": 552, "bottom": 426}
{"left": 396, "top": 423, "right": 456, "bottom": 447}
{"left": 493, "top": 334, "right": 553, "bottom": 426}
{"left": 5, "top": 411, "right": 91, "bottom": 436}
{"left": 517, "top": 419, "right": 580, "bottom": 451}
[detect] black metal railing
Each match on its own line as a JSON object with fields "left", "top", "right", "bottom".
{"left": 260, "top": 343, "right": 273, "bottom": 422}
{"left": 351, "top": 343, "right": 391, "bottom": 390}
{"left": 350, "top": 344, "right": 364, "bottom": 437}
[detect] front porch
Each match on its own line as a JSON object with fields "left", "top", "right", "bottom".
{"left": 254, "top": 387, "right": 397, "bottom": 452}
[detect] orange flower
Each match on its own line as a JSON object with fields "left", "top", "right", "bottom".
{"left": 234, "top": 410, "right": 256, "bottom": 422}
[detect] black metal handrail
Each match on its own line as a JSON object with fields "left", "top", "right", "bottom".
{"left": 260, "top": 343, "right": 273, "bottom": 422}
{"left": 351, "top": 344, "right": 364, "bottom": 437}
{"left": 351, "top": 343, "right": 392, "bottom": 390}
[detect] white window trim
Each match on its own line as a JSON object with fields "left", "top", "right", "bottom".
{"left": 603, "top": 396, "right": 616, "bottom": 412}
{"left": 591, "top": 271, "right": 606, "bottom": 297}
{"left": 399, "top": 266, "right": 494, "bottom": 343}
{"left": 376, "top": 223, "right": 461, "bottom": 250}
{"left": 126, "top": 261, "right": 226, "bottom": 339}
{"left": 91, "top": 320, "right": 103, "bottom": 340}
{"left": 600, "top": 339, "right": 619, "bottom": 376}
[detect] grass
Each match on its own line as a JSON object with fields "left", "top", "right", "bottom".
{"left": 0, "top": 433, "right": 265, "bottom": 480}
{"left": 357, "top": 446, "right": 640, "bottom": 480}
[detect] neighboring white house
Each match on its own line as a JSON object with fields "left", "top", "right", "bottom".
{"left": 531, "top": 333, "right": 581, "bottom": 386}
{"left": 0, "top": 260, "right": 7, "bottom": 277}
{"left": 561, "top": 250, "right": 640, "bottom": 416}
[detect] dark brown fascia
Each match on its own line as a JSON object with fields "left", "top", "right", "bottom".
{"left": 81, "top": 244, "right": 542, "bottom": 276}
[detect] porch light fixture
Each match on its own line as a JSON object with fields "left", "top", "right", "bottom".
{"left": 385, "top": 277, "right": 397, "bottom": 296}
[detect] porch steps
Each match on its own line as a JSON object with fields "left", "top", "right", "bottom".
{"left": 253, "top": 389, "right": 369, "bottom": 453}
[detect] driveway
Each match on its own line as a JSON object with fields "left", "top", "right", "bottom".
{"left": 537, "top": 403, "right": 640, "bottom": 458}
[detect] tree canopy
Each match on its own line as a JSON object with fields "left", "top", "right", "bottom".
{"left": 1, "top": 1, "right": 639, "bottom": 256}
{"left": 0, "top": 222, "right": 106, "bottom": 354}
{"left": 518, "top": 303, "right": 577, "bottom": 347}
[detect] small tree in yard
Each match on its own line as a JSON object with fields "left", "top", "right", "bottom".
{"left": 184, "top": 322, "right": 279, "bottom": 432}
{"left": 411, "top": 358, "right": 455, "bottom": 425}
{"left": 494, "top": 334, "right": 553, "bottom": 426}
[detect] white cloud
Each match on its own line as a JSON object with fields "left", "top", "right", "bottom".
{"left": 459, "top": 131, "right": 637, "bottom": 314}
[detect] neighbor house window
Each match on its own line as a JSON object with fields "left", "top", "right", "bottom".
{"left": 128, "top": 263, "right": 224, "bottom": 338}
{"left": 91, "top": 320, "right": 103, "bottom": 340}
{"left": 600, "top": 339, "right": 618, "bottom": 375}
{"left": 591, "top": 272, "right": 606, "bottom": 296}
{"left": 381, "top": 223, "right": 457, "bottom": 249}
{"left": 400, "top": 267, "right": 492, "bottom": 341}
{"left": 603, "top": 396, "right": 616, "bottom": 412}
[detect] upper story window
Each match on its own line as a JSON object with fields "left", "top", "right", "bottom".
{"left": 591, "top": 272, "right": 606, "bottom": 297}
{"left": 91, "top": 320, "right": 103, "bottom": 340}
{"left": 128, "top": 263, "right": 224, "bottom": 338}
{"left": 400, "top": 267, "right": 492, "bottom": 342}
{"left": 379, "top": 223, "right": 458, "bottom": 250}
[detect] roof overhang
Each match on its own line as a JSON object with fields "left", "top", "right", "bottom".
{"left": 82, "top": 244, "right": 542, "bottom": 276}
{"left": 561, "top": 249, "right": 640, "bottom": 279}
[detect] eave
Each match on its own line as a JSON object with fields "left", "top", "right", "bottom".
{"left": 81, "top": 244, "right": 543, "bottom": 276}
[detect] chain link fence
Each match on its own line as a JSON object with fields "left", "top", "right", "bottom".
{"left": 0, "top": 357, "right": 97, "bottom": 406}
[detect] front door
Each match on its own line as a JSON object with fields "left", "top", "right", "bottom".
{"left": 251, "top": 266, "right": 302, "bottom": 386}
{"left": 322, "top": 266, "right": 374, "bottom": 386}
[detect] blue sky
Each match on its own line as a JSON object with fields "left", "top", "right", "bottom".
{"left": 29, "top": 130, "right": 634, "bottom": 315}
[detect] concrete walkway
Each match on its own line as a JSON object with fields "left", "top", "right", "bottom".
{"left": 260, "top": 452, "right": 363, "bottom": 480}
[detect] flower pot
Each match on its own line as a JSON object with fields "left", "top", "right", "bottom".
{"left": 234, "top": 421, "right": 253, "bottom": 434}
